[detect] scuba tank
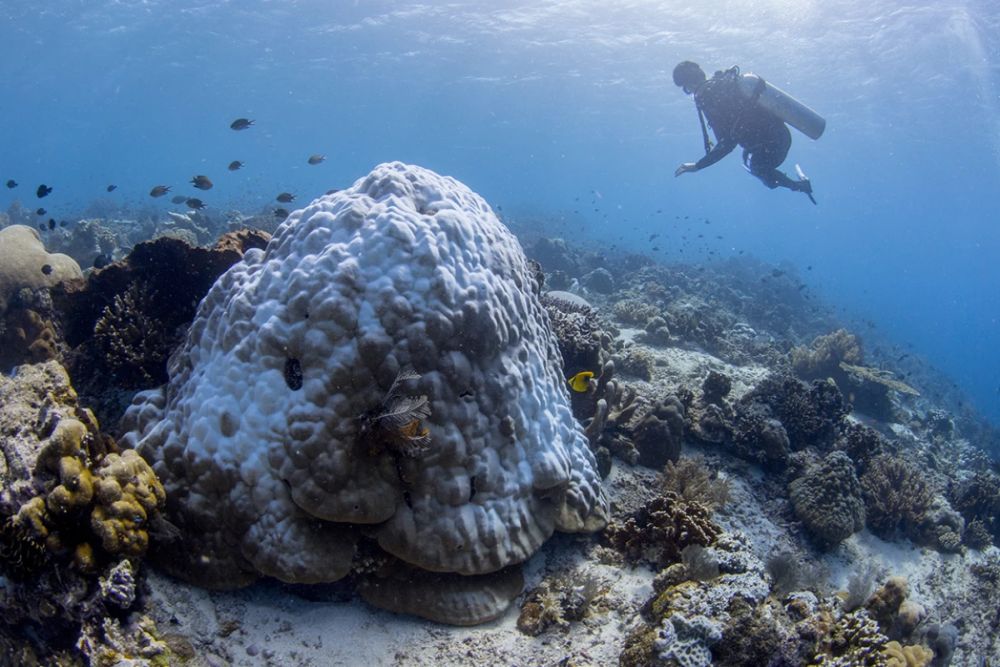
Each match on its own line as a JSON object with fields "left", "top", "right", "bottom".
{"left": 737, "top": 72, "right": 826, "bottom": 140}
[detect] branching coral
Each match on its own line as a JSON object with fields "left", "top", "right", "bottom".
{"left": 92, "top": 282, "right": 174, "bottom": 388}
{"left": 659, "top": 456, "right": 730, "bottom": 511}
{"left": 860, "top": 455, "right": 935, "bottom": 541}
{"left": 605, "top": 491, "right": 721, "bottom": 568}
{"left": 516, "top": 570, "right": 606, "bottom": 636}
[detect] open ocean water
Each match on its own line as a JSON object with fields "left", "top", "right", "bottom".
{"left": 3, "top": 1, "right": 998, "bottom": 425}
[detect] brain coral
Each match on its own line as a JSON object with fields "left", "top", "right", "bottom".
{"left": 122, "top": 163, "right": 608, "bottom": 615}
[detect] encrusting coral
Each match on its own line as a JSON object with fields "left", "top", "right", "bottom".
{"left": 121, "top": 162, "right": 608, "bottom": 624}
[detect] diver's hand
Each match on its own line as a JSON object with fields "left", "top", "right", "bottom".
{"left": 675, "top": 163, "right": 698, "bottom": 177}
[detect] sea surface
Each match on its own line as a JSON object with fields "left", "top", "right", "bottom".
{"left": 2, "top": 0, "right": 999, "bottom": 424}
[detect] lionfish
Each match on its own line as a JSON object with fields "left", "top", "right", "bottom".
{"left": 359, "top": 369, "right": 431, "bottom": 458}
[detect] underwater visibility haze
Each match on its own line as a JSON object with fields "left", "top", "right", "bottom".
{"left": 3, "top": 1, "right": 1000, "bottom": 665}
{"left": 3, "top": 0, "right": 998, "bottom": 423}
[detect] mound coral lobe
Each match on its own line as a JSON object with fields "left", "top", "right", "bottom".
{"left": 124, "top": 163, "right": 608, "bottom": 601}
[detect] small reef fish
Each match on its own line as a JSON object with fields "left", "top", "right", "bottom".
{"left": 36, "top": 184, "right": 53, "bottom": 198}
{"left": 35, "top": 207, "right": 46, "bottom": 215}
{"left": 93, "top": 253, "right": 112, "bottom": 269}
{"left": 230, "top": 118, "right": 254, "bottom": 130}
{"left": 191, "top": 175, "right": 213, "bottom": 190}
{"left": 47, "top": 218, "right": 56, "bottom": 229}
{"left": 5, "top": 180, "right": 17, "bottom": 188}
{"left": 149, "top": 185, "right": 171, "bottom": 198}
{"left": 567, "top": 371, "right": 595, "bottom": 393}
{"left": 307, "top": 154, "right": 326, "bottom": 165}
{"left": 274, "top": 208, "right": 289, "bottom": 219}
{"left": 228, "top": 160, "right": 243, "bottom": 171}
{"left": 170, "top": 195, "right": 187, "bottom": 204}
{"left": 276, "top": 192, "right": 295, "bottom": 203}
{"left": 106, "top": 184, "right": 117, "bottom": 192}
{"left": 185, "top": 198, "right": 206, "bottom": 210}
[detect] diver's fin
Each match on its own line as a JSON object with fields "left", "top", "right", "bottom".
{"left": 794, "top": 164, "right": 817, "bottom": 205}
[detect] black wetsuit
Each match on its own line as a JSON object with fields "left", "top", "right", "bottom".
{"left": 694, "top": 68, "right": 798, "bottom": 189}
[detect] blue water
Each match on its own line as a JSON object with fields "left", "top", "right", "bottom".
{"left": 2, "top": 1, "right": 999, "bottom": 424}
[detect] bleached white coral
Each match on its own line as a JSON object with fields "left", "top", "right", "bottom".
{"left": 122, "top": 163, "right": 608, "bottom": 611}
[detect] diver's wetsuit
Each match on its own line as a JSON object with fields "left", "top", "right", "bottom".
{"left": 694, "top": 68, "right": 800, "bottom": 190}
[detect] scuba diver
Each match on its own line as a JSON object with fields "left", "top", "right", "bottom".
{"left": 672, "top": 60, "right": 825, "bottom": 204}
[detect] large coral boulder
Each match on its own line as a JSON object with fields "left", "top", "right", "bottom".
{"left": 0, "top": 225, "right": 82, "bottom": 315}
{"left": 122, "top": 163, "right": 608, "bottom": 622}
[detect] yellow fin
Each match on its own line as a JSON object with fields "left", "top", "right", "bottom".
{"left": 567, "top": 371, "right": 595, "bottom": 393}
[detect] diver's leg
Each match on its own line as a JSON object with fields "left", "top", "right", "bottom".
{"left": 746, "top": 125, "right": 799, "bottom": 190}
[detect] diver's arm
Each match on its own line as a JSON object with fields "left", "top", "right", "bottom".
{"left": 693, "top": 137, "right": 736, "bottom": 170}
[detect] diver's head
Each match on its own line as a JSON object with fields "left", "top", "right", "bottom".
{"left": 673, "top": 61, "right": 706, "bottom": 94}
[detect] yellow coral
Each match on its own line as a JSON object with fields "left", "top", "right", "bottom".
{"left": 74, "top": 541, "right": 97, "bottom": 572}
{"left": 883, "top": 640, "right": 933, "bottom": 667}
{"left": 90, "top": 450, "right": 165, "bottom": 557}
{"left": 39, "top": 418, "right": 90, "bottom": 469}
{"left": 14, "top": 496, "right": 49, "bottom": 540}
{"left": 46, "top": 456, "right": 95, "bottom": 515}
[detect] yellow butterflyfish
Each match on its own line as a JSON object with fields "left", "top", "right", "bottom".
{"left": 567, "top": 371, "right": 595, "bottom": 393}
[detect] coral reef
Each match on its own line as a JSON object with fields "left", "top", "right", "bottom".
{"left": 788, "top": 451, "right": 866, "bottom": 547}
{"left": 0, "top": 361, "right": 169, "bottom": 664}
{"left": 120, "top": 163, "right": 608, "bottom": 624}
{"left": 859, "top": 455, "right": 936, "bottom": 542}
{"left": 0, "top": 225, "right": 83, "bottom": 315}
{"left": 949, "top": 471, "right": 1000, "bottom": 546}
{"left": 0, "top": 298, "right": 62, "bottom": 370}
{"left": 516, "top": 570, "right": 606, "bottom": 636}
{"left": 654, "top": 613, "right": 721, "bottom": 667}
{"left": 839, "top": 362, "right": 919, "bottom": 421}
{"left": 605, "top": 491, "right": 720, "bottom": 568}
{"left": 541, "top": 290, "right": 613, "bottom": 391}
{"left": 53, "top": 229, "right": 269, "bottom": 425}
{"left": 659, "top": 456, "right": 731, "bottom": 511}
{"left": 45, "top": 218, "right": 120, "bottom": 270}
{"left": 739, "top": 373, "right": 848, "bottom": 452}
{"left": 525, "top": 237, "right": 580, "bottom": 275}
{"left": 614, "top": 343, "right": 655, "bottom": 381}
{"left": 791, "top": 329, "right": 863, "bottom": 381}
{"left": 633, "top": 395, "right": 686, "bottom": 468}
